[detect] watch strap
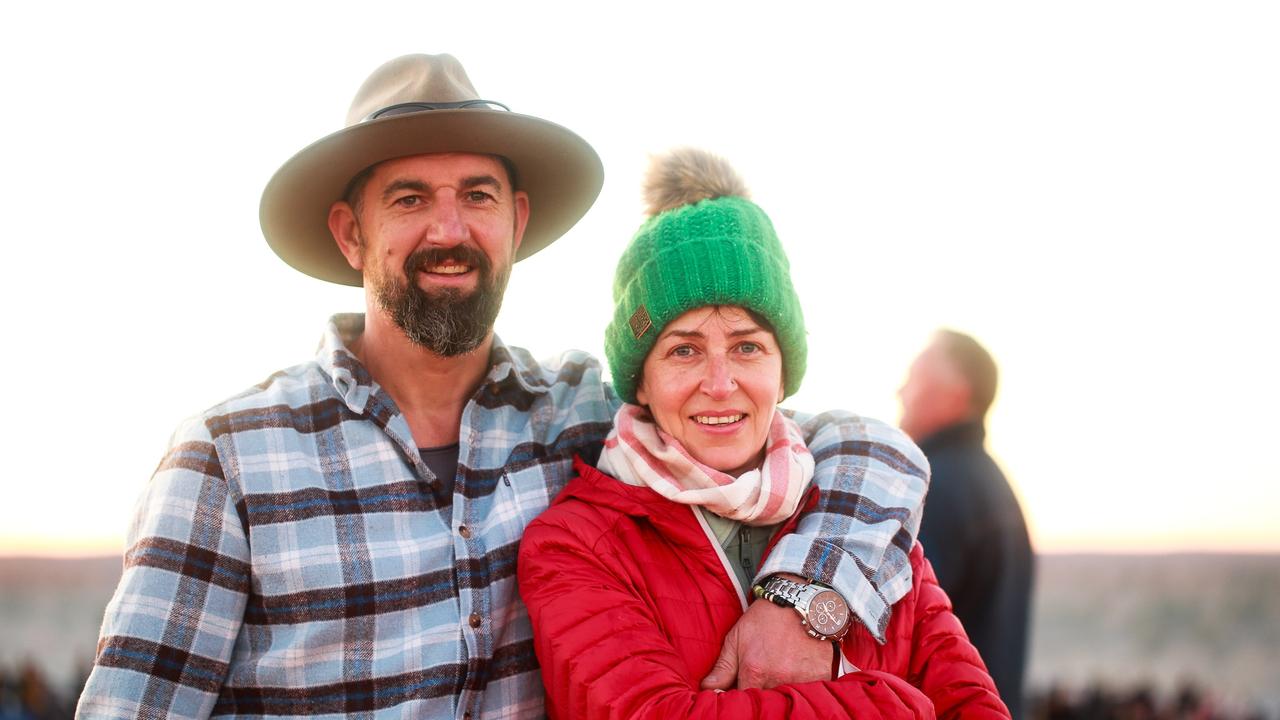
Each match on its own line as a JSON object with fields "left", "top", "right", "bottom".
{"left": 753, "top": 575, "right": 809, "bottom": 608}
{"left": 753, "top": 574, "right": 852, "bottom": 642}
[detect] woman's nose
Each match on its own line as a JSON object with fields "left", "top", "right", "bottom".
{"left": 700, "top": 356, "right": 737, "bottom": 399}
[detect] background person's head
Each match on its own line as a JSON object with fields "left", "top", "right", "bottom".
{"left": 898, "top": 329, "right": 999, "bottom": 442}
{"left": 605, "top": 148, "right": 806, "bottom": 473}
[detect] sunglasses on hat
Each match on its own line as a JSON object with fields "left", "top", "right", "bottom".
{"left": 364, "top": 99, "right": 511, "bottom": 122}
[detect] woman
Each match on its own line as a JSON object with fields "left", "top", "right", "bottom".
{"left": 518, "top": 149, "right": 1009, "bottom": 719}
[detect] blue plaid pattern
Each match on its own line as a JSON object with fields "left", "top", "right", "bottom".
{"left": 78, "top": 314, "right": 927, "bottom": 719}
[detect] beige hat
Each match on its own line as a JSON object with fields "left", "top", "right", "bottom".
{"left": 260, "top": 53, "right": 604, "bottom": 286}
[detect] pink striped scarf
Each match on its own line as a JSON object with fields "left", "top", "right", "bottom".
{"left": 599, "top": 404, "right": 814, "bottom": 526}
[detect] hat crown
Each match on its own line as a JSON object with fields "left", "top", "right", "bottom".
{"left": 345, "top": 53, "right": 481, "bottom": 126}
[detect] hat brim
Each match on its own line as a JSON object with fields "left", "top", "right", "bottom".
{"left": 260, "top": 109, "right": 603, "bottom": 286}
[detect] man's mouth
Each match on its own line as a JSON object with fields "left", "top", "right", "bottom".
{"left": 423, "top": 264, "right": 472, "bottom": 275}
{"left": 693, "top": 413, "right": 744, "bottom": 426}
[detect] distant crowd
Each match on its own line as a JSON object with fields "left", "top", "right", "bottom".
{"left": 0, "top": 663, "right": 86, "bottom": 720}
{"left": 1028, "top": 682, "right": 1272, "bottom": 720}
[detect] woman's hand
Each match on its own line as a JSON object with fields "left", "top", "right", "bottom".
{"left": 700, "top": 574, "right": 835, "bottom": 690}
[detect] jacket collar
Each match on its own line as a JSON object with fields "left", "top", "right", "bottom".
{"left": 917, "top": 419, "right": 986, "bottom": 454}
{"left": 559, "top": 456, "right": 676, "bottom": 520}
{"left": 557, "top": 457, "right": 724, "bottom": 552}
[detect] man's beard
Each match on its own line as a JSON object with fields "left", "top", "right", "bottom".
{"left": 370, "top": 245, "right": 510, "bottom": 357}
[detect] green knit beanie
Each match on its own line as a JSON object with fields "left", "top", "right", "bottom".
{"left": 605, "top": 148, "right": 807, "bottom": 404}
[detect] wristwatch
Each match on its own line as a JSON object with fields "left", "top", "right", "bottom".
{"left": 754, "top": 575, "right": 851, "bottom": 642}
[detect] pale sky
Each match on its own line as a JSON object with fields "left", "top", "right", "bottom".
{"left": 2, "top": 1, "right": 1277, "bottom": 555}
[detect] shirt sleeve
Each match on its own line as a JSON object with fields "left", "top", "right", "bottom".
{"left": 518, "top": 510, "right": 937, "bottom": 720}
{"left": 757, "top": 410, "right": 930, "bottom": 642}
{"left": 77, "top": 417, "right": 250, "bottom": 720}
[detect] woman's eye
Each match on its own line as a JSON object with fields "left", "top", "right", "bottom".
{"left": 738, "top": 341, "right": 760, "bottom": 354}
{"left": 671, "top": 345, "right": 695, "bottom": 358}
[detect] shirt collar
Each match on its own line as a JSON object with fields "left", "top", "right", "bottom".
{"left": 486, "top": 337, "right": 554, "bottom": 397}
{"left": 316, "top": 313, "right": 549, "bottom": 414}
{"left": 315, "top": 313, "right": 374, "bottom": 413}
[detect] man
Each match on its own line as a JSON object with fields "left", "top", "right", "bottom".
{"left": 899, "top": 329, "right": 1034, "bottom": 720}
{"left": 79, "top": 54, "right": 930, "bottom": 719}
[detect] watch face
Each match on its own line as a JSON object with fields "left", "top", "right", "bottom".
{"left": 806, "top": 589, "right": 849, "bottom": 637}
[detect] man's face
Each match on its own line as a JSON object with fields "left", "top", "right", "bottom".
{"left": 897, "top": 341, "right": 971, "bottom": 442}
{"left": 334, "top": 153, "right": 529, "bottom": 356}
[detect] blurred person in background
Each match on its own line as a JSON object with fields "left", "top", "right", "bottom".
{"left": 899, "top": 330, "right": 1034, "bottom": 719}
{"left": 0, "top": 662, "right": 67, "bottom": 720}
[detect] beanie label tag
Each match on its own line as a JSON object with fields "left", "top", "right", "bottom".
{"left": 628, "top": 305, "right": 652, "bottom": 340}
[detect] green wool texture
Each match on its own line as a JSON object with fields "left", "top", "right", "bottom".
{"left": 605, "top": 195, "right": 808, "bottom": 404}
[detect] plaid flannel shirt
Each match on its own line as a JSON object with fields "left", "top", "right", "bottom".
{"left": 79, "top": 314, "right": 928, "bottom": 719}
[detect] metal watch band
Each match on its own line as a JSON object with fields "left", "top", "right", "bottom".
{"left": 753, "top": 574, "right": 851, "bottom": 642}
{"left": 754, "top": 575, "right": 809, "bottom": 608}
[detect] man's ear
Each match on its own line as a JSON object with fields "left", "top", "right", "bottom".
{"left": 512, "top": 190, "right": 531, "bottom": 252}
{"left": 328, "top": 201, "right": 365, "bottom": 271}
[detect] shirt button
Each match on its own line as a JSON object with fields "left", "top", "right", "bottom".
{"left": 469, "top": 613, "right": 482, "bottom": 628}
{"left": 458, "top": 525, "right": 472, "bottom": 539}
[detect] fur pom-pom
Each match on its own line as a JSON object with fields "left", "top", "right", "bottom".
{"left": 642, "top": 147, "right": 750, "bottom": 217}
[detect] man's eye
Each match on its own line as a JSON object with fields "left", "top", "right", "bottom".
{"left": 394, "top": 195, "right": 422, "bottom": 208}
{"left": 464, "top": 190, "right": 495, "bottom": 203}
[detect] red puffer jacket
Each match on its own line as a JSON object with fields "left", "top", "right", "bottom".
{"left": 518, "top": 458, "right": 1010, "bottom": 720}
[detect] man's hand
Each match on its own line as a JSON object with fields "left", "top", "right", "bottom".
{"left": 700, "top": 579, "right": 835, "bottom": 690}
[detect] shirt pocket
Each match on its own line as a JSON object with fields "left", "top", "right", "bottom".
{"left": 491, "top": 455, "right": 574, "bottom": 544}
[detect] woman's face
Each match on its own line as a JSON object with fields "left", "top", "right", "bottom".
{"left": 635, "top": 306, "right": 785, "bottom": 475}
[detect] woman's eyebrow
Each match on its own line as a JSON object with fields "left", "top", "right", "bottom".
{"left": 659, "top": 325, "right": 765, "bottom": 341}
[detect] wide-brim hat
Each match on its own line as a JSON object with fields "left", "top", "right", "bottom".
{"left": 260, "top": 53, "right": 604, "bottom": 286}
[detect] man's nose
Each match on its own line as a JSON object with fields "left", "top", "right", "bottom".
{"left": 700, "top": 356, "right": 737, "bottom": 399}
{"left": 424, "top": 190, "right": 468, "bottom": 245}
